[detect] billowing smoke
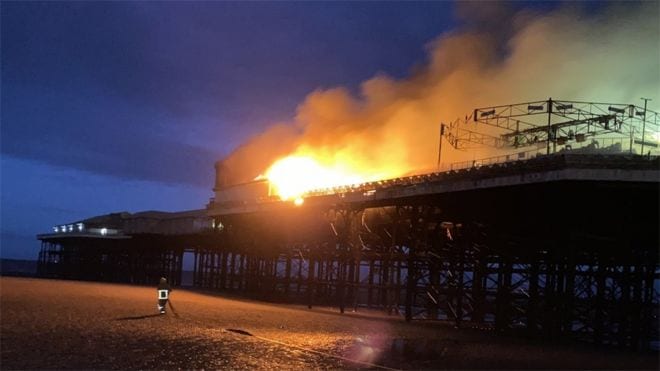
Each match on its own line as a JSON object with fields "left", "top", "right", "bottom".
{"left": 221, "top": 2, "right": 659, "bottom": 185}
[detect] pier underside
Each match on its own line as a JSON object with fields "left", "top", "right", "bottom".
{"left": 39, "top": 174, "right": 659, "bottom": 350}
{"left": 191, "top": 180, "right": 658, "bottom": 349}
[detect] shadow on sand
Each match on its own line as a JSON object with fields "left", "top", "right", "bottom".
{"left": 115, "top": 313, "right": 163, "bottom": 321}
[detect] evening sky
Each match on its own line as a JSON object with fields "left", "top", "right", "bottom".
{"left": 3, "top": 1, "right": 571, "bottom": 259}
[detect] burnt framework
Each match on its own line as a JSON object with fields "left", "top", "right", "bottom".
{"left": 195, "top": 184, "right": 659, "bottom": 349}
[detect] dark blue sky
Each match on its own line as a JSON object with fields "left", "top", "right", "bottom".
{"left": 1, "top": 2, "right": 561, "bottom": 259}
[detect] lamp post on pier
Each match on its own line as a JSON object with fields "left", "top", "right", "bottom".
{"left": 640, "top": 97, "right": 651, "bottom": 155}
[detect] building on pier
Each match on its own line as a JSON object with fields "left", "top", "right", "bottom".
{"left": 37, "top": 210, "right": 212, "bottom": 285}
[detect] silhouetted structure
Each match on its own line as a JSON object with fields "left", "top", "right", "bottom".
{"left": 37, "top": 210, "right": 212, "bottom": 285}
{"left": 38, "top": 100, "right": 660, "bottom": 350}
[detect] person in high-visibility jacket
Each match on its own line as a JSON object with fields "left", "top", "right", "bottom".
{"left": 157, "top": 277, "right": 171, "bottom": 314}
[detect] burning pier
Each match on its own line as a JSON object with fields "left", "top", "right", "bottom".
{"left": 202, "top": 153, "right": 659, "bottom": 350}
{"left": 38, "top": 100, "right": 660, "bottom": 349}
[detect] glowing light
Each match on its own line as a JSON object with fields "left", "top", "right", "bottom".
{"left": 266, "top": 156, "right": 367, "bottom": 200}
{"left": 651, "top": 131, "right": 660, "bottom": 143}
{"left": 100, "top": 228, "right": 108, "bottom": 236}
{"left": 294, "top": 197, "right": 304, "bottom": 206}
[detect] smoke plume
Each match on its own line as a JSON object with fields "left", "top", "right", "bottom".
{"left": 221, "top": 2, "right": 659, "bottom": 185}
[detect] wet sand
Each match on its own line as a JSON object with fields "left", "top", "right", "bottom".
{"left": 1, "top": 277, "right": 657, "bottom": 369}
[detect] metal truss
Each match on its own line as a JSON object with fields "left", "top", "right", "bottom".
{"left": 441, "top": 99, "right": 660, "bottom": 155}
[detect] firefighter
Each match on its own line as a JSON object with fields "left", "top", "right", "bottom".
{"left": 157, "top": 277, "right": 171, "bottom": 314}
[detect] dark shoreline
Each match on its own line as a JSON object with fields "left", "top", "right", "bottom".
{"left": 0, "top": 258, "right": 37, "bottom": 277}
{"left": 2, "top": 277, "right": 657, "bottom": 370}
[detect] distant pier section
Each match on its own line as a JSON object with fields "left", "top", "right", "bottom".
{"left": 37, "top": 210, "right": 212, "bottom": 285}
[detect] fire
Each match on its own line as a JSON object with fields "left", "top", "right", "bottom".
{"left": 265, "top": 155, "right": 365, "bottom": 200}
{"left": 222, "top": 3, "right": 658, "bottom": 198}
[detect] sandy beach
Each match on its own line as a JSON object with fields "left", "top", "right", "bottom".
{"left": 1, "top": 277, "right": 656, "bottom": 369}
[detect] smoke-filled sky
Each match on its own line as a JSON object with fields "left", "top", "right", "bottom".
{"left": 1, "top": 2, "right": 658, "bottom": 259}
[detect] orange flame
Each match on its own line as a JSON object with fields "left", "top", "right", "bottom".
{"left": 265, "top": 150, "right": 402, "bottom": 200}
{"left": 265, "top": 155, "right": 362, "bottom": 200}
{"left": 224, "top": 3, "right": 657, "bottom": 197}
